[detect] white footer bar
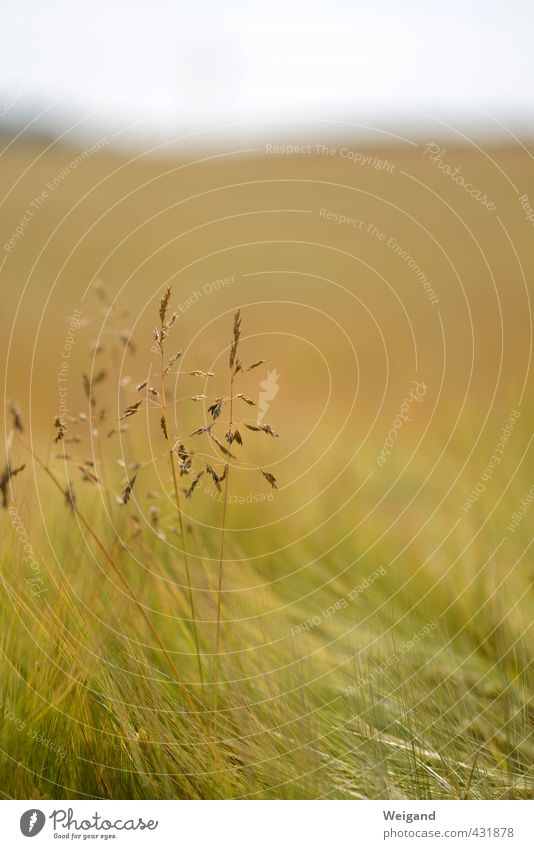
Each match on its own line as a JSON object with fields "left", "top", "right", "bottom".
{"left": 1, "top": 799, "right": 532, "bottom": 848}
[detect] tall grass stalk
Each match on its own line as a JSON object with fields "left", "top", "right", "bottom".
{"left": 215, "top": 378, "right": 233, "bottom": 661}
{"left": 157, "top": 287, "right": 204, "bottom": 685}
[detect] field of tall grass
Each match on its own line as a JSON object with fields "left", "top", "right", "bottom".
{"left": 1, "top": 138, "right": 533, "bottom": 799}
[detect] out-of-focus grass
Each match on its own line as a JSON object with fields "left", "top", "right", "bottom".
{"left": 1, "top": 406, "right": 532, "bottom": 800}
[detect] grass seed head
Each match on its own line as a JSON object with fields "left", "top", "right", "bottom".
{"left": 229, "top": 309, "right": 241, "bottom": 369}
{"left": 260, "top": 469, "right": 278, "bottom": 489}
{"left": 245, "top": 423, "right": 279, "bottom": 437}
{"left": 159, "top": 286, "right": 172, "bottom": 325}
{"left": 65, "top": 482, "right": 77, "bottom": 511}
{"left": 236, "top": 393, "right": 256, "bottom": 406}
{"left": 120, "top": 400, "right": 143, "bottom": 420}
{"left": 210, "top": 433, "right": 236, "bottom": 459}
{"left": 176, "top": 443, "right": 192, "bottom": 476}
{"left": 0, "top": 462, "right": 26, "bottom": 508}
{"left": 246, "top": 360, "right": 266, "bottom": 372}
{"left": 208, "top": 398, "right": 224, "bottom": 420}
{"left": 7, "top": 400, "right": 24, "bottom": 433}
{"left": 53, "top": 417, "right": 67, "bottom": 443}
{"left": 120, "top": 474, "right": 138, "bottom": 505}
{"left": 185, "top": 469, "right": 204, "bottom": 498}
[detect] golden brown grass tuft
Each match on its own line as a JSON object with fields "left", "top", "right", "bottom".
{"left": 6, "top": 295, "right": 280, "bottom": 698}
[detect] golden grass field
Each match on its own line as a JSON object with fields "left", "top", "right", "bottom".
{"left": 0, "top": 135, "right": 533, "bottom": 799}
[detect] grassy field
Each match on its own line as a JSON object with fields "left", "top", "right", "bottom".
{"left": 0, "top": 136, "right": 533, "bottom": 799}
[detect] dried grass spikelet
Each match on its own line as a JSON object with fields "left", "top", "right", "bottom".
{"left": 244, "top": 423, "right": 279, "bottom": 437}
{"left": 0, "top": 462, "right": 26, "bottom": 508}
{"left": 210, "top": 432, "right": 236, "bottom": 459}
{"left": 119, "top": 473, "right": 138, "bottom": 505}
{"left": 119, "top": 330, "right": 137, "bottom": 353}
{"left": 229, "top": 308, "right": 241, "bottom": 370}
{"left": 235, "top": 393, "right": 256, "bottom": 406}
{"left": 205, "top": 464, "right": 227, "bottom": 492}
{"left": 246, "top": 360, "right": 265, "bottom": 372}
{"left": 136, "top": 379, "right": 158, "bottom": 396}
{"left": 53, "top": 416, "right": 67, "bottom": 444}
{"left": 208, "top": 398, "right": 224, "bottom": 420}
{"left": 64, "top": 481, "right": 77, "bottom": 511}
{"left": 176, "top": 443, "right": 192, "bottom": 476}
{"left": 154, "top": 287, "right": 178, "bottom": 353}
{"left": 93, "top": 282, "right": 109, "bottom": 306}
{"left": 107, "top": 426, "right": 129, "bottom": 438}
{"left": 185, "top": 469, "right": 204, "bottom": 498}
{"left": 78, "top": 464, "right": 99, "bottom": 484}
{"left": 7, "top": 400, "right": 24, "bottom": 433}
{"left": 261, "top": 469, "right": 278, "bottom": 489}
{"left": 189, "top": 425, "right": 212, "bottom": 437}
{"left": 162, "top": 350, "right": 183, "bottom": 376}
{"left": 82, "top": 373, "right": 92, "bottom": 405}
{"left": 120, "top": 400, "right": 143, "bottom": 420}
{"left": 225, "top": 428, "right": 242, "bottom": 446}
{"left": 92, "top": 370, "right": 107, "bottom": 386}
{"left": 83, "top": 370, "right": 107, "bottom": 408}
{"left": 159, "top": 286, "right": 172, "bottom": 325}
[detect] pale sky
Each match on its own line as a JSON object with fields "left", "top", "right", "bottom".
{"left": 1, "top": 0, "right": 533, "bottom": 146}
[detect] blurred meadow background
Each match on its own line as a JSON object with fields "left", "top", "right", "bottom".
{"left": 0, "top": 0, "right": 533, "bottom": 800}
